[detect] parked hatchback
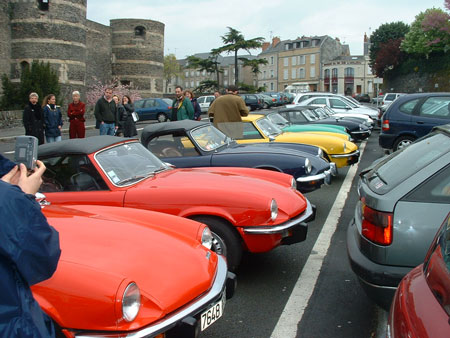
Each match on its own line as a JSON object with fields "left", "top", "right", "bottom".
{"left": 197, "top": 95, "right": 215, "bottom": 113}
{"left": 379, "top": 92, "right": 450, "bottom": 151}
{"left": 134, "top": 97, "right": 173, "bottom": 122}
{"left": 347, "top": 124, "right": 450, "bottom": 310}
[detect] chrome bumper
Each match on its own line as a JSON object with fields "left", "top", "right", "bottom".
{"left": 77, "top": 255, "right": 232, "bottom": 338}
{"left": 330, "top": 150, "right": 360, "bottom": 159}
{"left": 242, "top": 199, "right": 314, "bottom": 234}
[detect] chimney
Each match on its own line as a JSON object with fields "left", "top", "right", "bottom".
{"left": 272, "top": 37, "right": 280, "bottom": 47}
{"left": 262, "top": 42, "right": 270, "bottom": 51}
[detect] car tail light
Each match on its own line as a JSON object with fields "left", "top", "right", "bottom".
{"left": 361, "top": 202, "right": 393, "bottom": 245}
{"left": 382, "top": 119, "right": 390, "bottom": 131}
{"left": 168, "top": 106, "right": 172, "bottom": 109}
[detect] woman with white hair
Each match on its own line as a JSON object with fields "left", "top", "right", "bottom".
{"left": 22, "top": 92, "right": 45, "bottom": 144}
{"left": 67, "top": 90, "right": 86, "bottom": 138}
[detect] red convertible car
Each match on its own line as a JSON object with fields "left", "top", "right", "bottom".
{"left": 33, "top": 199, "right": 236, "bottom": 337}
{"left": 38, "top": 136, "right": 315, "bottom": 271}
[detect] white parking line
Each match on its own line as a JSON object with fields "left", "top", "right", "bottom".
{"left": 271, "top": 141, "right": 367, "bottom": 338}
{"left": 4, "top": 150, "right": 14, "bottom": 154}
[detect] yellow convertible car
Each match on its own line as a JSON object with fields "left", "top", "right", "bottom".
{"left": 237, "top": 114, "right": 359, "bottom": 168}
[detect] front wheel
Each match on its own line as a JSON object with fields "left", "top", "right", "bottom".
{"left": 157, "top": 113, "right": 168, "bottom": 123}
{"left": 393, "top": 135, "right": 415, "bottom": 152}
{"left": 263, "top": 103, "right": 269, "bottom": 109}
{"left": 190, "top": 216, "right": 243, "bottom": 272}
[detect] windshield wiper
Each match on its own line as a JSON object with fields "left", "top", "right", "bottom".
{"left": 117, "top": 175, "right": 148, "bottom": 185}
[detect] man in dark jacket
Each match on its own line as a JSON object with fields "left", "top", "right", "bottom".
{"left": 94, "top": 87, "right": 118, "bottom": 135}
{"left": 22, "top": 92, "right": 45, "bottom": 145}
{"left": 0, "top": 155, "right": 61, "bottom": 338}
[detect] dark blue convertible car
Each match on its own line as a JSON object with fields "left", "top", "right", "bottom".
{"left": 140, "top": 120, "right": 336, "bottom": 193}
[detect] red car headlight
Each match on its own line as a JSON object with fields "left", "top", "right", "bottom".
{"left": 122, "top": 282, "right": 141, "bottom": 322}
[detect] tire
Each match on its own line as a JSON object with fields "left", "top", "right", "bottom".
{"left": 263, "top": 103, "right": 269, "bottom": 109}
{"left": 190, "top": 216, "right": 243, "bottom": 271}
{"left": 157, "top": 113, "right": 167, "bottom": 123}
{"left": 393, "top": 135, "right": 415, "bottom": 152}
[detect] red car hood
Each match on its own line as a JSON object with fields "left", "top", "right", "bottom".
{"left": 126, "top": 167, "right": 307, "bottom": 226}
{"left": 32, "top": 204, "right": 217, "bottom": 332}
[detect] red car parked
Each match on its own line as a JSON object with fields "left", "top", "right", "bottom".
{"left": 388, "top": 213, "right": 450, "bottom": 338}
{"left": 38, "top": 136, "right": 315, "bottom": 271}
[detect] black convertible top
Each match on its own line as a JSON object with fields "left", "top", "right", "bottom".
{"left": 38, "top": 136, "right": 136, "bottom": 157}
{"left": 278, "top": 105, "right": 317, "bottom": 112}
{"left": 141, "top": 120, "right": 209, "bottom": 138}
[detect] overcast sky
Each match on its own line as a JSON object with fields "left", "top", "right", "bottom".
{"left": 86, "top": 0, "right": 446, "bottom": 59}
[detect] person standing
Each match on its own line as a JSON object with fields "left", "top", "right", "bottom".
{"left": 42, "top": 94, "right": 63, "bottom": 143}
{"left": 22, "top": 92, "right": 45, "bottom": 145}
{"left": 184, "top": 90, "right": 202, "bottom": 120}
{"left": 208, "top": 85, "right": 249, "bottom": 139}
{"left": 112, "top": 95, "right": 123, "bottom": 136}
{"left": 121, "top": 95, "right": 138, "bottom": 137}
{"left": 0, "top": 155, "right": 61, "bottom": 338}
{"left": 171, "top": 86, "right": 194, "bottom": 121}
{"left": 94, "top": 88, "right": 117, "bottom": 136}
{"left": 67, "top": 91, "right": 85, "bottom": 139}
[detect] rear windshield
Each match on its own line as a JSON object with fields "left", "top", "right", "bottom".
{"left": 366, "top": 132, "right": 450, "bottom": 194}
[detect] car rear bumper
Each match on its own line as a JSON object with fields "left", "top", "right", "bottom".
{"left": 378, "top": 133, "right": 397, "bottom": 150}
{"left": 75, "top": 255, "right": 235, "bottom": 338}
{"left": 346, "top": 218, "right": 412, "bottom": 310}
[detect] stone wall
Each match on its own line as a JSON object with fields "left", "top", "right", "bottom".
{"left": 0, "top": 2, "right": 11, "bottom": 96}
{"left": 85, "top": 20, "right": 112, "bottom": 90}
{"left": 384, "top": 70, "right": 450, "bottom": 93}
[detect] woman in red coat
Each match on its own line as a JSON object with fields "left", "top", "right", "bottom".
{"left": 67, "top": 91, "right": 86, "bottom": 138}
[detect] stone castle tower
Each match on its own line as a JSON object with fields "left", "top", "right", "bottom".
{"left": 0, "top": 0, "right": 164, "bottom": 105}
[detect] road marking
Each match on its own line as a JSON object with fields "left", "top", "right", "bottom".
{"left": 4, "top": 150, "right": 14, "bottom": 154}
{"left": 271, "top": 141, "right": 367, "bottom": 338}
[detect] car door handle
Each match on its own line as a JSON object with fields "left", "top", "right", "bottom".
{"left": 416, "top": 121, "right": 425, "bottom": 124}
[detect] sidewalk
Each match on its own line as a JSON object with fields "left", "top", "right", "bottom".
{"left": 0, "top": 117, "right": 98, "bottom": 143}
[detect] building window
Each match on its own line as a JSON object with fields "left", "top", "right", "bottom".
{"left": 283, "top": 69, "right": 288, "bottom": 80}
{"left": 332, "top": 68, "right": 338, "bottom": 77}
{"left": 224, "top": 80, "right": 228, "bottom": 87}
{"left": 196, "top": 71, "right": 200, "bottom": 77}
{"left": 202, "top": 70, "right": 206, "bottom": 76}
{"left": 196, "top": 80, "right": 200, "bottom": 86}
{"left": 120, "top": 80, "right": 131, "bottom": 86}
{"left": 224, "top": 69, "right": 228, "bottom": 76}
{"left": 291, "top": 68, "right": 296, "bottom": 79}
{"left": 310, "top": 54, "right": 315, "bottom": 64}
{"left": 344, "top": 67, "right": 354, "bottom": 76}
{"left": 311, "top": 39, "right": 320, "bottom": 47}
{"left": 190, "top": 70, "right": 194, "bottom": 76}
{"left": 38, "top": 0, "right": 49, "bottom": 11}
{"left": 263, "top": 70, "right": 266, "bottom": 79}
{"left": 134, "top": 26, "right": 146, "bottom": 38}
{"left": 270, "top": 82, "right": 274, "bottom": 90}
{"left": 310, "top": 67, "right": 315, "bottom": 78}
{"left": 299, "top": 68, "right": 305, "bottom": 78}
{"left": 190, "top": 81, "right": 194, "bottom": 88}
{"left": 20, "top": 61, "right": 30, "bottom": 73}
{"left": 185, "top": 71, "right": 189, "bottom": 77}
{"left": 283, "top": 58, "right": 288, "bottom": 67}
{"left": 299, "top": 55, "right": 306, "bottom": 65}
{"left": 185, "top": 82, "right": 189, "bottom": 88}
{"left": 292, "top": 56, "right": 297, "bottom": 66}
{"left": 271, "top": 56, "right": 274, "bottom": 65}
{"left": 270, "top": 70, "right": 274, "bottom": 78}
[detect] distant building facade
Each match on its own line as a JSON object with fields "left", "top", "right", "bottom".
{"left": 0, "top": 0, "right": 165, "bottom": 105}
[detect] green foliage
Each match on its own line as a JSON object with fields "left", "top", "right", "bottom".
{"left": 186, "top": 50, "right": 223, "bottom": 90}
{"left": 0, "top": 61, "right": 60, "bottom": 110}
{"left": 369, "top": 22, "right": 410, "bottom": 70}
{"left": 193, "top": 80, "right": 219, "bottom": 93}
{"left": 218, "top": 27, "right": 264, "bottom": 86}
{"left": 401, "top": 8, "right": 450, "bottom": 56}
{"left": 238, "top": 57, "right": 268, "bottom": 76}
{"left": 0, "top": 74, "right": 21, "bottom": 110}
{"left": 164, "top": 54, "right": 183, "bottom": 92}
{"left": 238, "top": 82, "right": 259, "bottom": 93}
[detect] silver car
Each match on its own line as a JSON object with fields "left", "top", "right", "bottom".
{"left": 347, "top": 124, "right": 450, "bottom": 310}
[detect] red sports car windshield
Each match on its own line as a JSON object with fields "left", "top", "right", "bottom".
{"left": 95, "top": 142, "right": 170, "bottom": 186}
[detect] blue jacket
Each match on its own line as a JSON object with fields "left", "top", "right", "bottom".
{"left": 43, "top": 104, "right": 63, "bottom": 137}
{"left": 0, "top": 155, "right": 61, "bottom": 337}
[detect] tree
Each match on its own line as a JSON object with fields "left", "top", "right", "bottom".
{"left": 194, "top": 80, "right": 219, "bottom": 93}
{"left": 0, "top": 61, "right": 60, "bottom": 110}
{"left": 238, "top": 57, "right": 268, "bottom": 79}
{"left": 218, "top": 27, "right": 264, "bottom": 86}
{"left": 401, "top": 8, "right": 450, "bottom": 56}
{"left": 369, "top": 22, "right": 410, "bottom": 73}
{"left": 86, "top": 77, "right": 141, "bottom": 108}
{"left": 373, "top": 39, "right": 404, "bottom": 77}
{"left": 164, "top": 54, "right": 183, "bottom": 93}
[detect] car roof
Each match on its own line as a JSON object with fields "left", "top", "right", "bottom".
{"left": 142, "top": 120, "right": 210, "bottom": 136}
{"left": 391, "top": 92, "right": 450, "bottom": 104}
{"left": 39, "top": 136, "right": 134, "bottom": 157}
{"left": 279, "top": 105, "right": 316, "bottom": 112}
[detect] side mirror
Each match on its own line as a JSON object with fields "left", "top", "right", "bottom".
{"left": 269, "top": 136, "right": 276, "bottom": 142}
{"left": 164, "top": 162, "right": 176, "bottom": 168}
{"left": 35, "top": 192, "right": 51, "bottom": 207}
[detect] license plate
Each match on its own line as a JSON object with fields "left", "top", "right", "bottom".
{"left": 200, "top": 293, "right": 225, "bottom": 331}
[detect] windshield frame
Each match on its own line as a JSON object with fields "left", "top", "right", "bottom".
{"left": 189, "top": 124, "right": 232, "bottom": 152}
{"left": 255, "top": 117, "right": 283, "bottom": 137}
{"left": 94, "top": 141, "right": 170, "bottom": 187}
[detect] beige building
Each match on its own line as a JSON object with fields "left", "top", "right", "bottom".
{"left": 277, "top": 36, "right": 349, "bottom": 92}
{"left": 258, "top": 37, "right": 283, "bottom": 92}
